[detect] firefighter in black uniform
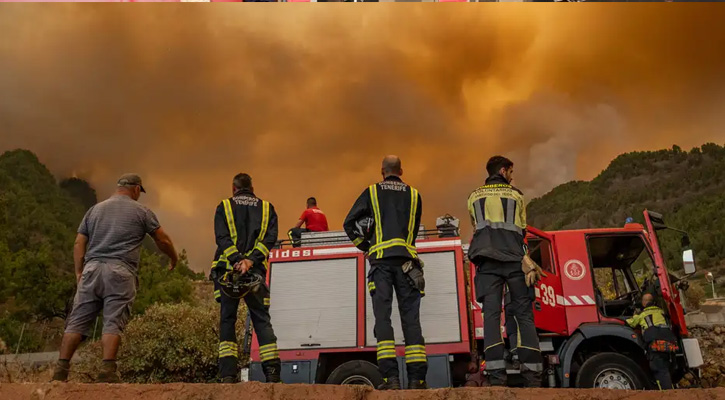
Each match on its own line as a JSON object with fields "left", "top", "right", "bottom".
{"left": 626, "top": 293, "right": 679, "bottom": 390}
{"left": 343, "top": 155, "right": 427, "bottom": 390}
{"left": 467, "top": 156, "right": 543, "bottom": 387}
{"left": 211, "top": 173, "right": 280, "bottom": 384}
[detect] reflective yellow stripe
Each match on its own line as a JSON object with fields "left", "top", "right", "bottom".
{"left": 406, "top": 188, "right": 418, "bottom": 246}
{"left": 245, "top": 201, "right": 270, "bottom": 259}
{"left": 255, "top": 242, "right": 269, "bottom": 257}
{"left": 258, "top": 201, "right": 269, "bottom": 243}
{"left": 260, "top": 343, "right": 278, "bottom": 352}
{"left": 406, "top": 356, "right": 427, "bottom": 363}
{"left": 352, "top": 237, "right": 364, "bottom": 246}
{"left": 484, "top": 341, "right": 504, "bottom": 352}
{"left": 222, "top": 199, "right": 237, "bottom": 244}
{"left": 377, "top": 340, "right": 394, "bottom": 346}
{"left": 223, "top": 245, "right": 238, "bottom": 258}
{"left": 260, "top": 352, "right": 279, "bottom": 362}
{"left": 368, "top": 282, "right": 376, "bottom": 291}
{"left": 377, "top": 353, "right": 397, "bottom": 360}
{"left": 263, "top": 298, "right": 270, "bottom": 306}
{"left": 369, "top": 239, "right": 417, "bottom": 257}
{"left": 369, "top": 185, "right": 383, "bottom": 257}
{"left": 219, "top": 351, "right": 238, "bottom": 358}
{"left": 405, "top": 345, "right": 426, "bottom": 351}
{"left": 214, "top": 290, "right": 221, "bottom": 299}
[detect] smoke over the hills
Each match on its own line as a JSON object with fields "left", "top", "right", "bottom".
{"left": 1, "top": 5, "right": 724, "bottom": 269}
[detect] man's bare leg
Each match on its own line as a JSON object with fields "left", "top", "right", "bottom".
{"left": 52, "top": 333, "right": 83, "bottom": 382}
{"left": 98, "top": 334, "right": 122, "bottom": 383}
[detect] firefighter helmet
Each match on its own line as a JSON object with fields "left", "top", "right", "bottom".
{"left": 218, "top": 271, "right": 263, "bottom": 299}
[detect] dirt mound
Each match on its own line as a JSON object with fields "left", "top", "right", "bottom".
{"left": 688, "top": 325, "right": 725, "bottom": 388}
{"left": 1, "top": 383, "right": 724, "bottom": 400}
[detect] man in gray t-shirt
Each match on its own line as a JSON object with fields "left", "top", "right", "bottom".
{"left": 52, "top": 174, "right": 178, "bottom": 383}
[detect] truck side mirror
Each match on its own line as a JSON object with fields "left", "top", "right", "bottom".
{"left": 681, "top": 235, "right": 691, "bottom": 248}
{"left": 683, "top": 249, "right": 696, "bottom": 275}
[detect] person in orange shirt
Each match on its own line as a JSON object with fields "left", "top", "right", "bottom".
{"left": 288, "top": 197, "right": 329, "bottom": 247}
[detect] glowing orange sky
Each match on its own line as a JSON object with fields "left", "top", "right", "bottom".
{"left": 1, "top": 5, "right": 724, "bottom": 270}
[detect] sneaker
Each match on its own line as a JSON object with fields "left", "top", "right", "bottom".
{"left": 378, "top": 376, "right": 401, "bottom": 390}
{"left": 51, "top": 360, "right": 70, "bottom": 382}
{"left": 407, "top": 380, "right": 428, "bottom": 390}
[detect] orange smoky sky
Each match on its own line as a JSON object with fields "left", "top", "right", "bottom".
{"left": 1, "top": 5, "right": 724, "bottom": 271}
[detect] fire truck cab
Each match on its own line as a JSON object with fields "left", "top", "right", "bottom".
{"left": 247, "top": 210, "right": 703, "bottom": 389}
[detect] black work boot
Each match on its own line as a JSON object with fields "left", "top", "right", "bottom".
{"left": 487, "top": 369, "right": 507, "bottom": 387}
{"left": 521, "top": 370, "right": 542, "bottom": 388}
{"left": 96, "top": 360, "right": 122, "bottom": 383}
{"left": 51, "top": 360, "right": 70, "bottom": 382}
{"left": 263, "top": 360, "right": 281, "bottom": 383}
{"left": 407, "top": 379, "right": 428, "bottom": 389}
{"left": 378, "top": 376, "right": 401, "bottom": 390}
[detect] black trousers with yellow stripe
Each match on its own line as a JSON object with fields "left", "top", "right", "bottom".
{"left": 474, "top": 258, "right": 542, "bottom": 382}
{"left": 368, "top": 258, "right": 428, "bottom": 381}
{"left": 216, "top": 276, "right": 279, "bottom": 379}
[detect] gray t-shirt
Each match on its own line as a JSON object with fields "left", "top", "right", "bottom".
{"left": 78, "top": 194, "right": 161, "bottom": 274}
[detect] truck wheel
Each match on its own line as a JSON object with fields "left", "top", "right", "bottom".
{"left": 576, "top": 353, "right": 648, "bottom": 390}
{"left": 326, "top": 360, "right": 384, "bottom": 388}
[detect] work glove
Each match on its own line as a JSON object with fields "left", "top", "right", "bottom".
{"left": 402, "top": 259, "right": 425, "bottom": 296}
{"left": 522, "top": 254, "right": 547, "bottom": 287}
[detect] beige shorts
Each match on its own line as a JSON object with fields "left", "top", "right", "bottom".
{"left": 65, "top": 260, "right": 137, "bottom": 336}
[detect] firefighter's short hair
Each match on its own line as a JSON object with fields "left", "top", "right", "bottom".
{"left": 486, "top": 156, "right": 514, "bottom": 177}
{"left": 307, "top": 197, "right": 317, "bottom": 207}
{"left": 233, "top": 173, "right": 252, "bottom": 190}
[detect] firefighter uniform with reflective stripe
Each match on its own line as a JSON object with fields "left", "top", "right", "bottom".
{"left": 467, "top": 174, "right": 542, "bottom": 386}
{"left": 211, "top": 188, "right": 280, "bottom": 381}
{"left": 343, "top": 176, "right": 427, "bottom": 384}
{"left": 627, "top": 306, "right": 678, "bottom": 390}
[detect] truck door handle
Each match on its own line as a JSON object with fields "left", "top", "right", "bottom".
{"left": 301, "top": 343, "right": 321, "bottom": 347}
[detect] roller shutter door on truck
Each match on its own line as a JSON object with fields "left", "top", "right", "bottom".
{"left": 365, "top": 251, "right": 461, "bottom": 346}
{"left": 269, "top": 258, "right": 358, "bottom": 349}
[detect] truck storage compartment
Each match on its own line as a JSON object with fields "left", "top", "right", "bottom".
{"left": 365, "top": 251, "right": 461, "bottom": 346}
{"left": 269, "top": 257, "right": 358, "bottom": 349}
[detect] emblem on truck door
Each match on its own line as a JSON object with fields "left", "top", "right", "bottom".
{"left": 564, "top": 260, "right": 586, "bottom": 281}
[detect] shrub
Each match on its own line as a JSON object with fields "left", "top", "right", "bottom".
{"left": 75, "top": 300, "right": 248, "bottom": 383}
{"left": 685, "top": 281, "right": 706, "bottom": 311}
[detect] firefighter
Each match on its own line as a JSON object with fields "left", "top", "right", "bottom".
{"left": 343, "top": 155, "right": 427, "bottom": 390}
{"left": 626, "top": 293, "right": 679, "bottom": 390}
{"left": 467, "top": 156, "right": 543, "bottom": 387}
{"left": 211, "top": 173, "right": 280, "bottom": 384}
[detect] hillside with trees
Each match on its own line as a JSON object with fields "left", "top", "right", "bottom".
{"left": 527, "top": 143, "right": 725, "bottom": 298}
{"left": 0, "top": 150, "right": 203, "bottom": 353}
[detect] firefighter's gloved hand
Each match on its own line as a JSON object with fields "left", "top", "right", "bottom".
{"left": 522, "top": 254, "right": 547, "bottom": 287}
{"left": 402, "top": 259, "right": 425, "bottom": 296}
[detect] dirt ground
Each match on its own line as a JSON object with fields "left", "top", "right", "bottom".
{"left": 1, "top": 383, "right": 724, "bottom": 400}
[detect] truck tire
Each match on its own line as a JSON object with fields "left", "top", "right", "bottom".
{"left": 576, "top": 352, "right": 649, "bottom": 390}
{"left": 326, "top": 360, "right": 384, "bottom": 388}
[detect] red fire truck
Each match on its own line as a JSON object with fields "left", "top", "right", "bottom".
{"left": 245, "top": 210, "right": 703, "bottom": 389}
